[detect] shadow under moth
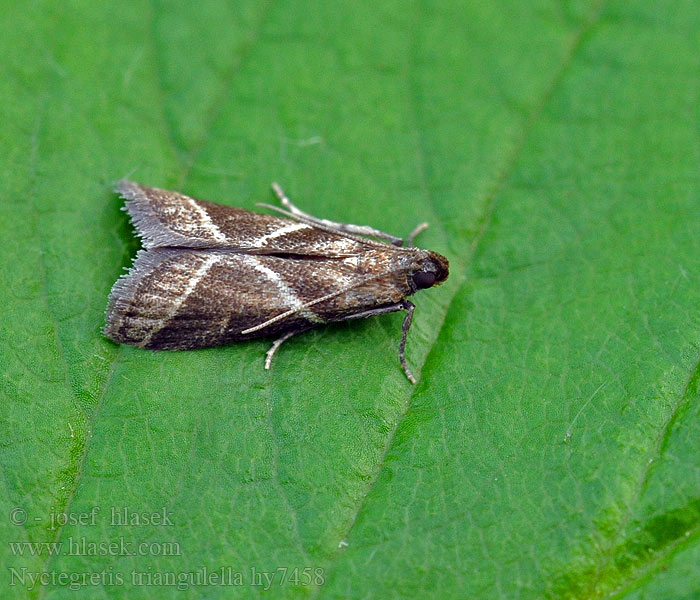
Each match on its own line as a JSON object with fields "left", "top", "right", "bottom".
{"left": 104, "top": 181, "right": 449, "bottom": 383}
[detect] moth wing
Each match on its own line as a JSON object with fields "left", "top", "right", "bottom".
{"left": 104, "top": 248, "right": 406, "bottom": 350}
{"left": 104, "top": 248, "right": 269, "bottom": 349}
{"left": 116, "top": 180, "right": 371, "bottom": 256}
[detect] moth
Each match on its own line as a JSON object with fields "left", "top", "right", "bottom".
{"left": 104, "top": 181, "right": 449, "bottom": 383}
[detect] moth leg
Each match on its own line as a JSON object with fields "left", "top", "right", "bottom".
{"left": 270, "top": 183, "right": 405, "bottom": 245}
{"left": 406, "top": 222, "right": 429, "bottom": 247}
{"left": 265, "top": 329, "right": 305, "bottom": 370}
{"left": 342, "top": 303, "right": 406, "bottom": 321}
{"left": 343, "top": 300, "right": 418, "bottom": 384}
{"left": 398, "top": 301, "right": 417, "bottom": 384}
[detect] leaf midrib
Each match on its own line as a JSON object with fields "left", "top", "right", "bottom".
{"left": 43, "top": 3, "right": 696, "bottom": 599}
{"left": 312, "top": 1, "right": 609, "bottom": 596}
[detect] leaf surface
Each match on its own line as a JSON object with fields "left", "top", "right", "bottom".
{"left": 1, "top": 1, "right": 699, "bottom": 598}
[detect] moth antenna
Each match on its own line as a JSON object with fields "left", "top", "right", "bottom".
{"left": 241, "top": 272, "right": 389, "bottom": 335}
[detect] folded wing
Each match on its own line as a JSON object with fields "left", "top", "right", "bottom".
{"left": 104, "top": 247, "right": 405, "bottom": 350}
{"left": 116, "top": 180, "right": 370, "bottom": 256}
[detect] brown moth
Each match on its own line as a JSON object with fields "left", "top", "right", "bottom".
{"left": 104, "top": 181, "right": 449, "bottom": 383}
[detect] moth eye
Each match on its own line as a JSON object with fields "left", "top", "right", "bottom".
{"left": 412, "top": 270, "right": 436, "bottom": 289}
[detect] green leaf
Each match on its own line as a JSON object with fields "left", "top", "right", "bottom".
{"left": 2, "top": 0, "right": 699, "bottom": 598}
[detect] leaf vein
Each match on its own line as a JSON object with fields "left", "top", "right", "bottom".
{"left": 314, "top": 2, "right": 608, "bottom": 595}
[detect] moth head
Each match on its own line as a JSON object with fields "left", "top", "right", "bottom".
{"left": 409, "top": 250, "right": 449, "bottom": 292}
